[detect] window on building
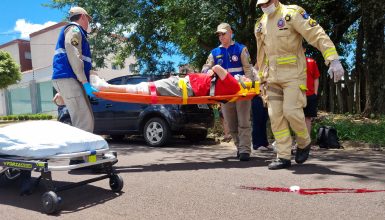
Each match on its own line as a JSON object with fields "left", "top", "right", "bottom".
{"left": 129, "top": 64, "right": 138, "bottom": 73}
{"left": 111, "top": 63, "right": 120, "bottom": 70}
{"left": 24, "top": 52, "right": 31, "bottom": 60}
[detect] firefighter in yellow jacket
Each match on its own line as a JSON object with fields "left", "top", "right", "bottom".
{"left": 255, "top": 0, "right": 344, "bottom": 169}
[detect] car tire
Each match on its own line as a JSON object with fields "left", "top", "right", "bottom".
{"left": 184, "top": 129, "right": 208, "bottom": 142}
{"left": 143, "top": 117, "right": 170, "bottom": 147}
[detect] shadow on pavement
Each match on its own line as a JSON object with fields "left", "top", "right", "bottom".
{"left": 0, "top": 176, "right": 122, "bottom": 215}
{"left": 289, "top": 163, "right": 369, "bottom": 179}
{"left": 115, "top": 155, "right": 272, "bottom": 173}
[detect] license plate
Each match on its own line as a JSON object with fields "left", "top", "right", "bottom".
{"left": 197, "top": 104, "right": 209, "bottom": 109}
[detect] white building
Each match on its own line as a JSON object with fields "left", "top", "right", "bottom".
{"left": 0, "top": 22, "right": 136, "bottom": 115}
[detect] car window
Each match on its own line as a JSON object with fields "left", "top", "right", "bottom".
{"left": 108, "top": 77, "right": 124, "bottom": 85}
{"left": 126, "top": 77, "right": 147, "bottom": 85}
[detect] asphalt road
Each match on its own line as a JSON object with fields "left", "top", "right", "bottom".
{"left": 1, "top": 136, "right": 384, "bottom": 219}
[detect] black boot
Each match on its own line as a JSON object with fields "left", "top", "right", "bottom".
{"left": 239, "top": 153, "right": 250, "bottom": 161}
{"left": 268, "top": 158, "right": 291, "bottom": 170}
{"left": 295, "top": 144, "right": 311, "bottom": 164}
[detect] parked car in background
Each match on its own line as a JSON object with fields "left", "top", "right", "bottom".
{"left": 91, "top": 75, "right": 214, "bottom": 147}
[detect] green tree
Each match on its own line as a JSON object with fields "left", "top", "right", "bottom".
{"left": 48, "top": 0, "right": 259, "bottom": 74}
{"left": 48, "top": 0, "right": 384, "bottom": 114}
{"left": 0, "top": 50, "right": 21, "bottom": 89}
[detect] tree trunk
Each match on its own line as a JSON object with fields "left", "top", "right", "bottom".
{"left": 355, "top": 20, "right": 364, "bottom": 114}
{"left": 329, "top": 79, "right": 335, "bottom": 112}
{"left": 362, "top": 0, "right": 385, "bottom": 115}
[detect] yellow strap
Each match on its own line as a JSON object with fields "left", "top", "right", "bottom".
{"left": 229, "top": 97, "right": 239, "bottom": 103}
{"left": 178, "top": 78, "right": 188, "bottom": 104}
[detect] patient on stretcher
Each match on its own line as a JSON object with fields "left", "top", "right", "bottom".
{"left": 91, "top": 65, "right": 251, "bottom": 97}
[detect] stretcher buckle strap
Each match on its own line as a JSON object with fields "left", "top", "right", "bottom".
{"left": 323, "top": 47, "right": 338, "bottom": 60}
{"left": 178, "top": 78, "right": 188, "bottom": 104}
{"left": 277, "top": 55, "right": 297, "bottom": 65}
{"left": 148, "top": 82, "right": 158, "bottom": 104}
{"left": 209, "top": 76, "right": 217, "bottom": 96}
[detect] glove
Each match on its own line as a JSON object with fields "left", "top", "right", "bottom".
{"left": 328, "top": 60, "right": 344, "bottom": 83}
{"left": 83, "top": 82, "right": 99, "bottom": 98}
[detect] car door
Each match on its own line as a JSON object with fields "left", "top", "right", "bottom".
{"left": 91, "top": 77, "right": 125, "bottom": 133}
{"left": 107, "top": 77, "right": 149, "bottom": 132}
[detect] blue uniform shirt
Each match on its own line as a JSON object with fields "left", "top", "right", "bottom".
{"left": 211, "top": 42, "right": 245, "bottom": 76}
{"left": 52, "top": 23, "right": 92, "bottom": 82}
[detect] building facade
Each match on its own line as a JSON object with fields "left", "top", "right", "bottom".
{"left": 0, "top": 22, "right": 136, "bottom": 116}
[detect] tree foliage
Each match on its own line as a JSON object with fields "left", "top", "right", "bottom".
{"left": 0, "top": 50, "right": 21, "bottom": 89}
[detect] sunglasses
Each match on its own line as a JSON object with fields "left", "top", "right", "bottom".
{"left": 216, "top": 32, "right": 227, "bottom": 37}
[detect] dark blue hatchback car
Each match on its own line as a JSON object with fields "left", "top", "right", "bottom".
{"left": 91, "top": 75, "right": 214, "bottom": 147}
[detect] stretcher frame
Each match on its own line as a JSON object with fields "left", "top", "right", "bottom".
{"left": 95, "top": 81, "right": 260, "bottom": 105}
{"left": 0, "top": 148, "right": 124, "bottom": 214}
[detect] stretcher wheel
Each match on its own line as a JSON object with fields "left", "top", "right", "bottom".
{"left": 41, "top": 191, "right": 61, "bottom": 214}
{"left": 109, "top": 174, "right": 124, "bottom": 192}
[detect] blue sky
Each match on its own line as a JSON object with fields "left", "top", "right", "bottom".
{"left": 0, "top": 0, "right": 68, "bottom": 45}
{"left": 0, "top": 0, "right": 184, "bottom": 70}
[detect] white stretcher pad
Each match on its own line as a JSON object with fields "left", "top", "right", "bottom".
{"left": 0, "top": 121, "right": 108, "bottom": 158}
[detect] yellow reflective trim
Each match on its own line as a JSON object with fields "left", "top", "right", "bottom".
{"left": 274, "top": 132, "right": 290, "bottom": 139}
{"left": 273, "top": 129, "right": 290, "bottom": 139}
{"left": 277, "top": 56, "right": 297, "bottom": 65}
{"left": 178, "top": 79, "right": 188, "bottom": 104}
{"left": 258, "top": 71, "right": 263, "bottom": 79}
{"left": 295, "top": 130, "right": 307, "bottom": 138}
{"left": 299, "top": 84, "right": 308, "bottom": 91}
{"left": 277, "top": 60, "right": 297, "bottom": 65}
{"left": 274, "top": 129, "right": 290, "bottom": 135}
{"left": 324, "top": 51, "right": 338, "bottom": 59}
{"left": 322, "top": 47, "right": 337, "bottom": 59}
{"left": 277, "top": 55, "right": 297, "bottom": 61}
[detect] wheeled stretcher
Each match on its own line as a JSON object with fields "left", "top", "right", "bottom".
{"left": 0, "top": 121, "right": 124, "bottom": 214}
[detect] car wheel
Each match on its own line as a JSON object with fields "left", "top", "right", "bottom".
{"left": 143, "top": 117, "right": 170, "bottom": 147}
{"left": 184, "top": 129, "right": 208, "bottom": 142}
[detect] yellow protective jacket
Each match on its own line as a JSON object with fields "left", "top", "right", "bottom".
{"left": 254, "top": 3, "right": 339, "bottom": 83}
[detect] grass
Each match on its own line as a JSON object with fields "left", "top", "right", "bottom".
{"left": 209, "top": 111, "right": 385, "bottom": 147}
{"left": 313, "top": 113, "right": 385, "bottom": 146}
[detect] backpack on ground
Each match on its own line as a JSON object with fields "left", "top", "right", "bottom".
{"left": 316, "top": 126, "right": 341, "bottom": 149}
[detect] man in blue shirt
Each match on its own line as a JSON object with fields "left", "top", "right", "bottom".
{"left": 202, "top": 23, "right": 253, "bottom": 161}
{"left": 52, "top": 7, "right": 98, "bottom": 133}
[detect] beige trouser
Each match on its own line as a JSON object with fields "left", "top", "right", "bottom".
{"left": 221, "top": 100, "right": 251, "bottom": 154}
{"left": 52, "top": 78, "right": 94, "bottom": 133}
{"left": 266, "top": 81, "right": 311, "bottom": 160}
